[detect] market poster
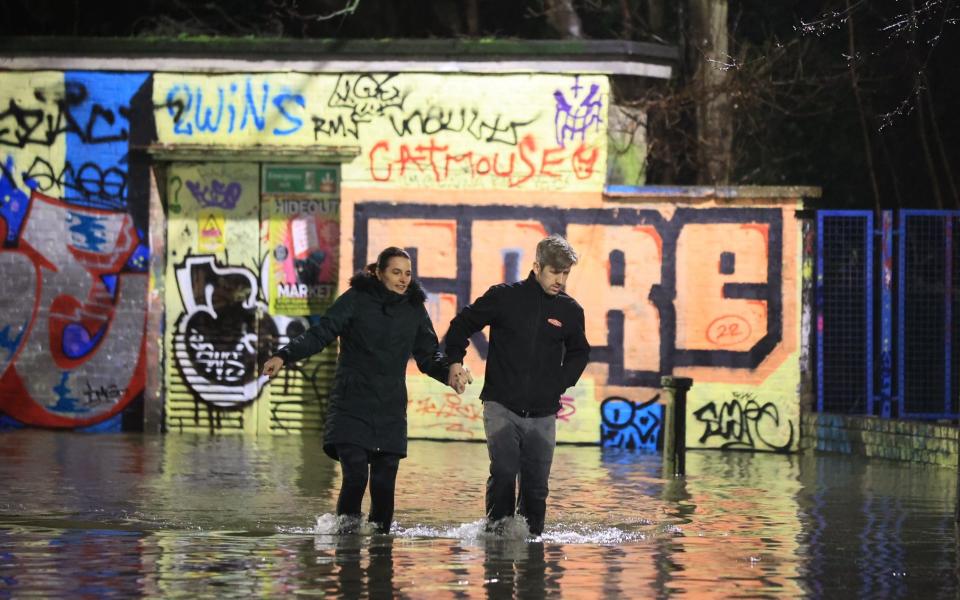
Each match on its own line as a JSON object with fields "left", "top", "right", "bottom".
{"left": 266, "top": 196, "right": 340, "bottom": 315}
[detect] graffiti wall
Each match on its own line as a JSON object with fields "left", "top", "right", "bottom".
{"left": 0, "top": 71, "right": 150, "bottom": 429}
{"left": 162, "top": 162, "right": 337, "bottom": 434}
{"left": 151, "top": 71, "right": 617, "bottom": 435}
{"left": 0, "top": 66, "right": 803, "bottom": 448}
{"left": 153, "top": 72, "right": 608, "bottom": 192}
{"left": 351, "top": 198, "right": 802, "bottom": 451}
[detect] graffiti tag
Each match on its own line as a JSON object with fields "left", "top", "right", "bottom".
{"left": 692, "top": 392, "right": 794, "bottom": 452}
{"left": 601, "top": 395, "right": 662, "bottom": 450}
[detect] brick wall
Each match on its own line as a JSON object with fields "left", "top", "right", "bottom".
{"left": 801, "top": 413, "right": 959, "bottom": 468}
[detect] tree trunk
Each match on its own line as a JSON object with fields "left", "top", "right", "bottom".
{"left": 688, "top": 0, "right": 732, "bottom": 184}
{"left": 647, "top": 0, "right": 665, "bottom": 34}
{"left": 544, "top": 0, "right": 582, "bottom": 38}
{"left": 465, "top": 0, "right": 480, "bottom": 36}
{"left": 619, "top": 0, "right": 634, "bottom": 39}
{"left": 844, "top": 0, "right": 882, "bottom": 212}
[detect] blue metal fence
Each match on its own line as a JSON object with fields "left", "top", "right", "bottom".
{"left": 817, "top": 211, "right": 873, "bottom": 414}
{"left": 816, "top": 210, "right": 960, "bottom": 420}
{"left": 898, "top": 211, "right": 959, "bottom": 418}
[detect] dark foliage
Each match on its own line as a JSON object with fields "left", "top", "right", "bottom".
{"left": 3, "top": 0, "right": 957, "bottom": 208}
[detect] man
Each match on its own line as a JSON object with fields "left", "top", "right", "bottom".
{"left": 444, "top": 234, "right": 590, "bottom": 536}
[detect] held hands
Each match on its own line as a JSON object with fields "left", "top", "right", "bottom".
{"left": 261, "top": 356, "right": 284, "bottom": 379}
{"left": 447, "top": 363, "right": 474, "bottom": 394}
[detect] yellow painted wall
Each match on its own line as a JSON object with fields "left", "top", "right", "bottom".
{"left": 162, "top": 162, "right": 337, "bottom": 434}
{"left": 153, "top": 72, "right": 608, "bottom": 191}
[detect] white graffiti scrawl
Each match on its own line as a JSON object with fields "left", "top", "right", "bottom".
{"left": 173, "top": 255, "right": 276, "bottom": 407}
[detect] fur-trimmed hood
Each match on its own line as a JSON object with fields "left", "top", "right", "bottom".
{"left": 348, "top": 270, "right": 427, "bottom": 305}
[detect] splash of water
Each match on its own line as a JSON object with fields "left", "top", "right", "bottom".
{"left": 393, "top": 517, "right": 530, "bottom": 543}
{"left": 279, "top": 513, "right": 666, "bottom": 546}
{"left": 395, "top": 516, "right": 653, "bottom": 545}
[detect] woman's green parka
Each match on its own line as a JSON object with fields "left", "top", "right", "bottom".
{"left": 276, "top": 272, "right": 449, "bottom": 460}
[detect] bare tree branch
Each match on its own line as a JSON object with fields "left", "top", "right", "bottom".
{"left": 308, "top": 0, "right": 360, "bottom": 22}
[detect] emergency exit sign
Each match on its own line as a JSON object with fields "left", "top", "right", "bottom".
{"left": 263, "top": 166, "right": 338, "bottom": 194}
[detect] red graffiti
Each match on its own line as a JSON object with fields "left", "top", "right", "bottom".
{"left": 706, "top": 315, "right": 752, "bottom": 347}
{"left": 411, "top": 393, "right": 483, "bottom": 421}
{"left": 368, "top": 135, "right": 600, "bottom": 187}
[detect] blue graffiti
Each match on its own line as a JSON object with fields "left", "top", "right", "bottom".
{"left": 0, "top": 156, "right": 30, "bottom": 246}
{"left": 52, "top": 372, "right": 87, "bottom": 413}
{"left": 101, "top": 274, "right": 118, "bottom": 297}
{"left": 77, "top": 412, "right": 122, "bottom": 432}
{"left": 241, "top": 80, "right": 268, "bottom": 132}
{"left": 124, "top": 239, "right": 150, "bottom": 273}
{"left": 273, "top": 89, "right": 305, "bottom": 135}
{"left": 0, "top": 413, "right": 25, "bottom": 429}
{"left": 67, "top": 211, "right": 108, "bottom": 252}
{"left": 601, "top": 395, "right": 662, "bottom": 450}
{"left": 0, "top": 322, "right": 26, "bottom": 365}
{"left": 22, "top": 156, "right": 127, "bottom": 208}
{"left": 64, "top": 71, "right": 148, "bottom": 210}
{"left": 195, "top": 87, "right": 225, "bottom": 133}
{"left": 166, "top": 78, "right": 305, "bottom": 137}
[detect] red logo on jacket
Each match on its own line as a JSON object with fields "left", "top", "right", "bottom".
{"left": 547, "top": 318, "right": 563, "bottom": 328}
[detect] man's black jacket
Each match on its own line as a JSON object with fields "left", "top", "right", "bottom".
{"left": 444, "top": 272, "right": 590, "bottom": 415}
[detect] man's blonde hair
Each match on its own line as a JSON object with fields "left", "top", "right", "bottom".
{"left": 536, "top": 234, "right": 578, "bottom": 269}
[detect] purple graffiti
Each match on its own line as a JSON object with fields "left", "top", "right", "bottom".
{"left": 553, "top": 76, "right": 603, "bottom": 148}
{"left": 185, "top": 179, "right": 243, "bottom": 210}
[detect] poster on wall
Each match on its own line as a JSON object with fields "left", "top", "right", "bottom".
{"left": 263, "top": 165, "right": 340, "bottom": 315}
{"left": 197, "top": 209, "right": 227, "bottom": 253}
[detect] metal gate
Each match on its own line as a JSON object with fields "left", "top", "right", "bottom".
{"left": 898, "top": 211, "right": 959, "bottom": 418}
{"left": 816, "top": 210, "right": 960, "bottom": 419}
{"left": 162, "top": 162, "right": 338, "bottom": 433}
{"left": 817, "top": 211, "right": 873, "bottom": 414}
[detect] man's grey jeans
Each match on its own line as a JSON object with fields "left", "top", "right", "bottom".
{"left": 483, "top": 400, "right": 557, "bottom": 535}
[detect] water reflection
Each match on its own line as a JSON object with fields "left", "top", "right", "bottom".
{"left": 796, "top": 454, "right": 958, "bottom": 599}
{"left": 0, "top": 431, "right": 957, "bottom": 597}
{"left": 306, "top": 534, "right": 402, "bottom": 598}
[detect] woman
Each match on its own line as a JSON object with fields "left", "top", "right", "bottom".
{"left": 262, "top": 247, "right": 466, "bottom": 534}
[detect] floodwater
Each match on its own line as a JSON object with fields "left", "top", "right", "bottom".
{"left": 0, "top": 432, "right": 957, "bottom": 599}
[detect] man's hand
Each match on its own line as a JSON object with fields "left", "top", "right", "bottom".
{"left": 447, "top": 363, "right": 473, "bottom": 394}
{"left": 262, "top": 356, "right": 284, "bottom": 379}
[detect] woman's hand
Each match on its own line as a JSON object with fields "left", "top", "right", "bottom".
{"left": 262, "top": 356, "right": 284, "bottom": 379}
{"left": 447, "top": 363, "right": 473, "bottom": 394}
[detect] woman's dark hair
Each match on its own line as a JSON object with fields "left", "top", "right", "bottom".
{"left": 366, "top": 246, "right": 411, "bottom": 275}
